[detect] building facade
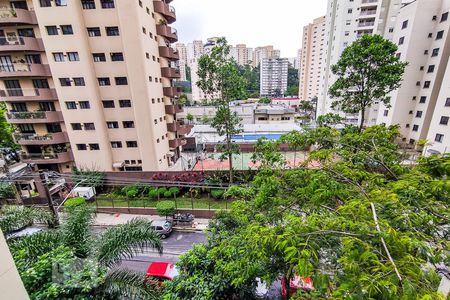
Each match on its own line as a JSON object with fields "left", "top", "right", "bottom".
{"left": 186, "top": 39, "right": 203, "bottom": 64}
{"left": 260, "top": 58, "right": 288, "bottom": 96}
{"left": 0, "top": 0, "right": 188, "bottom": 172}
{"left": 376, "top": 0, "right": 450, "bottom": 154}
{"left": 231, "top": 43, "right": 251, "bottom": 66}
{"left": 175, "top": 42, "right": 187, "bottom": 81}
{"left": 252, "top": 45, "right": 280, "bottom": 67}
{"left": 299, "top": 16, "right": 326, "bottom": 101}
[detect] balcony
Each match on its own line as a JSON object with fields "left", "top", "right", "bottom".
{"left": 167, "top": 122, "right": 193, "bottom": 134}
{"left": 14, "top": 132, "right": 69, "bottom": 145}
{"left": 153, "top": 1, "right": 176, "bottom": 23}
{"left": 161, "top": 67, "right": 180, "bottom": 79}
{"left": 156, "top": 24, "right": 178, "bottom": 43}
{"left": 178, "top": 124, "right": 193, "bottom": 135}
{"left": 358, "top": 21, "right": 375, "bottom": 28}
{"left": 361, "top": 0, "right": 377, "bottom": 7}
{"left": 6, "top": 111, "right": 64, "bottom": 124}
{"left": 159, "top": 46, "right": 179, "bottom": 60}
{"left": 20, "top": 151, "right": 74, "bottom": 164}
{"left": 360, "top": 10, "right": 376, "bottom": 17}
{"left": 0, "top": 64, "right": 51, "bottom": 78}
{"left": 0, "top": 37, "right": 44, "bottom": 52}
{"left": 169, "top": 138, "right": 186, "bottom": 149}
{"left": 163, "top": 86, "right": 181, "bottom": 98}
{"left": 0, "top": 88, "right": 58, "bottom": 101}
{"left": 165, "top": 104, "right": 183, "bottom": 114}
{"left": 0, "top": 8, "right": 37, "bottom": 25}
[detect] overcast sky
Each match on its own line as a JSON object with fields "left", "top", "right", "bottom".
{"left": 171, "top": 0, "right": 327, "bottom": 58}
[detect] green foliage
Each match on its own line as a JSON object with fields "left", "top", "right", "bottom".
{"left": 71, "top": 167, "right": 105, "bottom": 188}
{"left": 156, "top": 201, "right": 176, "bottom": 218}
{"left": 329, "top": 34, "right": 407, "bottom": 130}
{"left": 186, "top": 113, "right": 194, "bottom": 123}
{"left": 0, "top": 206, "right": 55, "bottom": 235}
{"left": 237, "top": 64, "right": 260, "bottom": 98}
{"left": 252, "top": 137, "right": 284, "bottom": 169}
{"left": 286, "top": 64, "right": 299, "bottom": 96}
{"left": 210, "top": 189, "right": 225, "bottom": 199}
{"left": 224, "top": 185, "right": 254, "bottom": 201}
{"left": 157, "top": 187, "right": 167, "bottom": 195}
{"left": 168, "top": 187, "right": 180, "bottom": 196}
{"left": 0, "top": 182, "right": 16, "bottom": 199}
{"left": 163, "top": 191, "right": 172, "bottom": 198}
{"left": 316, "top": 112, "right": 344, "bottom": 127}
{"left": 148, "top": 188, "right": 159, "bottom": 199}
{"left": 64, "top": 197, "right": 86, "bottom": 207}
{"left": 258, "top": 97, "right": 271, "bottom": 104}
{"left": 0, "top": 102, "right": 15, "bottom": 148}
{"left": 126, "top": 187, "right": 139, "bottom": 198}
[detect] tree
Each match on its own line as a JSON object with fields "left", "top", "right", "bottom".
{"left": 178, "top": 94, "right": 190, "bottom": 106}
{"left": 298, "top": 101, "right": 314, "bottom": 120}
{"left": 0, "top": 102, "right": 15, "bottom": 148}
{"left": 0, "top": 206, "right": 55, "bottom": 236}
{"left": 200, "top": 115, "right": 209, "bottom": 124}
{"left": 197, "top": 37, "right": 246, "bottom": 183}
{"left": 0, "top": 182, "right": 16, "bottom": 199}
{"left": 316, "top": 112, "right": 343, "bottom": 128}
{"left": 71, "top": 167, "right": 105, "bottom": 189}
{"left": 251, "top": 138, "right": 284, "bottom": 169}
{"left": 286, "top": 64, "right": 299, "bottom": 96}
{"left": 258, "top": 97, "right": 271, "bottom": 104}
{"left": 186, "top": 113, "right": 194, "bottom": 124}
{"left": 329, "top": 34, "right": 407, "bottom": 131}
{"left": 280, "top": 130, "right": 308, "bottom": 166}
{"left": 6, "top": 205, "right": 163, "bottom": 299}
{"left": 186, "top": 66, "right": 191, "bottom": 82}
{"left": 156, "top": 200, "right": 176, "bottom": 220}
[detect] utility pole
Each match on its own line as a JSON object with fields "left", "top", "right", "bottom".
{"left": 38, "top": 170, "right": 59, "bottom": 226}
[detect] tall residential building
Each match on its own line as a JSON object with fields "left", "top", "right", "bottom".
{"left": 287, "top": 57, "right": 298, "bottom": 69}
{"left": 252, "top": 45, "right": 280, "bottom": 67}
{"left": 186, "top": 40, "right": 203, "bottom": 63}
{"left": 299, "top": 16, "right": 326, "bottom": 101}
{"left": 296, "top": 49, "right": 302, "bottom": 70}
{"left": 376, "top": 0, "right": 450, "bottom": 154}
{"left": 231, "top": 44, "right": 251, "bottom": 66}
{"left": 175, "top": 42, "right": 187, "bottom": 81}
{"left": 318, "top": 0, "right": 402, "bottom": 124}
{"left": 260, "top": 58, "right": 289, "bottom": 96}
{"left": 190, "top": 58, "right": 219, "bottom": 103}
{"left": 0, "top": 0, "right": 188, "bottom": 172}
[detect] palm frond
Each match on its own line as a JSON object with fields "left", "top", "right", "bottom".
{"left": 97, "top": 218, "right": 162, "bottom": 267}
{"left": 101, "top": 269, "right": 162, "bottom": 300}
{"left": 61, "top": 205, "right": 95, "bottom": 258}
{"left": 0, "top": 206, "right": 55, "bottom": 234}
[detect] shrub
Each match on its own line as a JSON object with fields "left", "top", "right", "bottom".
{"left": 224, "top": 186, "right": 253, "bottom": 201}
{"left": 64, "top": 197, "right": 86, "bottom": 207}
{"left": 0, "top": 182, "right": 16, "bottom": 199}
{"left": 168, "top": 187, "right": 180, "bottom": 196}
{"left": 126, "top": 187, "right": 140, "bottom": 198}
{"left": 157, "top": 187, "right": 167, "bottom": 195}
{"left": 210, "top": 189, "right": 225, "bottom": 199}
{"left": 156, "top": 201, "right": 176, "bottom": 219}
{"left": 163, "top": 191, "right": 172, "bottom": 198}
{"left": 148, "top": 189, "right": 159, "bottom": 199}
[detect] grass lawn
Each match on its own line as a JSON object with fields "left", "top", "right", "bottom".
{"left": 91, "top": 196, "right": 232, "bottom": 210}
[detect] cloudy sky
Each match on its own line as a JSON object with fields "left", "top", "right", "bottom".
{"left": 171, "top": 0, "right": 327, "bottom": 58}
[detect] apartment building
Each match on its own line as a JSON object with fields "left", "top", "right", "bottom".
{"left": 376, "top": 0, "right": 450, "bottom": 154}
{"left": 252, "top": 45, "right": 280, "bottom": 67}
{"left": 299, "top": 16, "right": 326, "bottom": 101}
{"left": 318, "top": 0, "right": 403, "bottom": 124}
{"left": 231, "top": 43, "right": 251, "bottom": 66}
{"left": 175, "top": 42, "right": 187, "bottom": 81}
{"left": 254, "top": 105, "right": 295, "bottom": 124}
{"left": 186, "top": 39, "right": 203, "bottom": 63}
{"left": 260, "top": 58, "right": 288, "bottom": 96}
{"left": 0, "top": 0, "right": 188, "bottom": 172}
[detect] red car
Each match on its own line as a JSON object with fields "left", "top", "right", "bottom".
{"left": 281, "top": 275, "right": 314, "bottom": 298}
{"left": 146, "top": 262, "right": 179, "bottom": 285}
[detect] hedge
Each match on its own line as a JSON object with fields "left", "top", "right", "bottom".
{"left": 64, "top": 197, "right": 86, "bottom": 207}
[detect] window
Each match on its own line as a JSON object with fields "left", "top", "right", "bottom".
{"left": 32, "top": 79, "right": 49, "bottom": 89}
{"left": 79, "top": 101, "right": 90, "bottom": 109}
{"left": 55, "top": 0, "right": 68, "bottom": 6}
{"left": 146, "top": 53, "right": 150, "bottom": 59}
{"left": 93, "top": 53, "right": 106, "bottom": 62}
{"left": 107, "top": 121, "right": 119, "bottom": 129}
{"left": 115, "top": 77, "right": 128, "bottom": 85}
{"left": 419, "top": 96, "right": 427, "bottom": 103}
{"left": 347, "top": 9, "right": 352, "bottom": 13}
{"left": 402, "top": 20, "right": 408, "bottom": 29}
{"left": 111, "top": 52, "right": 124, "bottom": 61}
{"left": 409, "top": 110, "right": 413, "bottom": 115}
{"left": 119, "top": 100, "right": 131, "bottom": 107}
{"left": 11, "top": 103, "right": 27, "bottom": 112}
{"left": 398, "top": 37, "right": 404, "bottom": 45}
{"left": 102, "top": 100, "right": 115, "bottom": 108}
{"left": 46, "top": 26, "right": 58, "bottom": 35}
{"left": 77, "top": 144, "right": 87, "bottom": 150}
{"left": 416, "top": 111, "right": 423, "bottom": 118}
{"left": 59, "top": 78, "right": 71, "bottom": 86}
{"left": 428, "top": 33, "right": 433, "bottom": 38}
{"left": 39, "top": 102, "right": 55, "bottom": 111}
{"left": 40, "top": 0, "right": 51, "bottom": 7}
{"left": 389, "top": 27, "right": 394, "bottom": 33}
{"left": 71, "top": 123, "right": 82, "bottom": 130}
{"left": 142, "top": 27, "right": 146, "bottom": 34}
{"left": 73, "top": 77, "right": 85, "bottom": 86}
{"left": 412, "top": 96, "right": 417, "bottom": 100}
{"left": 445, "top": 98, "right": 450, "bottom": 107}
{"left": 84, "top": 123, "right": 95, "bottom": 130}
{"left": 89, "top": 144, "right": 100, "bottom": 150}
{"left": 67, "top": 52, "right": 79, "bottom": 61}
{"left": 101, "top": 0, "right": 115, "bottom": 8}
{"left": 432, "top": 48, "right": 440, "bottom": 57}
{"left": 61, "top": 25, "right": 73, "bottom": 35}
{"left": 435, "top": 134, "right": 444, "bottom": 143}
{"left": 424, "top": 50, "right": 429, "bottom": 55}
{"left": 66, "top": 101, "right": 77, "bottom": 109}
{"left": 440, "top": 116, "right": 449, "bottom": 125}
{"left": 423, "top": 81, "right": 431, "bottom": 88}
{"left": 98, "top": 77, "right": 111, "bottom": 86}
{"left": 87, "top": 27, "right": 101, "bottom": 37}
{"left": 383, "top": 110, "right": 388, "bottom": 117}
{"left": 111, "top": 141, "right": 122, "bottom": 148}
{"left": 412, "top": 125, "right": 419, "bottom": 131}
{"left": 106, "top": 26, "right": 119, "bottom": 36}
{"left": 148, "top": 76, "right": 152, "bottom": 82}
{"left": 126, "top": 141, "right": 138, "bottom": 148}
{"left": 53, "top": 52, "right": 64, "bottom": 62}
{"left": 441, "top": 12, "right": 449, "bottom": 22}
{"left": 81, "top": 0, "right": 95, "bottom": 9}
{"left": 427, "top": 65, "right": 435, "bottom": 73}
{"left": 420, "top": 66, "right": 424, "bottom": 71}
{"left": 123, "top": 121, "right": 134, "bottom": 128}
{"left": 436, "top": 30, "right": 444, "bottom": 40}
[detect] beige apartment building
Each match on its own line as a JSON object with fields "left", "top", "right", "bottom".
{"left": 0, "top": 0, "right": 188, "bottom": 172}
{"left": 252, "top": 45, "right": 280, "bottom": 67}
{"left": 377, "top": 0, "right": 450, "bottom": 154}
{"left": 299, "top": 16, "right": 325, "bottom": 101}
{"left": 231, "top": 43, "right": 251, "bottom": 66}
{"left": 175, "top": 42, "right": 187, "bottom": 81}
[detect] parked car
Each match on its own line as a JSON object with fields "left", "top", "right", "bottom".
{"left": 146, "top": 262, "right": 179, "bottom": 285}
{"left": 281, "top": 275, "right": 314, "bottom": 298}
{"left": 151, "top": 220, "right": 173, "bottom": 239}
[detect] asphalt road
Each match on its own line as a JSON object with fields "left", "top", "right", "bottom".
{"left": 116, "top": 230, "right": 207, "bottom": 273}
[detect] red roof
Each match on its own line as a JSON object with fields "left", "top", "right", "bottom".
{"left": 147, "top": 262, "right": 173, "bottom": 278}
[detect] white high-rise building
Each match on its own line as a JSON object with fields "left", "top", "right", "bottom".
{"left": 186, "top": 40, "right": 204, "bottom": 64}
{"left": 260, "top": 58, "right": 289, "bottom": 96}
{"left": 318, "top": 0, "right": 403, "bottom": 124}
{"left": 175, "top": 43, "right": 188, "bottom": 81}
{"left": 376, "top": 0, "right": 450, "bottom": 154}
{"left": 252, "top": 46, "right": 280, "bottom": 67}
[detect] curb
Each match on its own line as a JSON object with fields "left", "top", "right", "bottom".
{"left": 173, "top": 226, "right": 206, "bottom": 232}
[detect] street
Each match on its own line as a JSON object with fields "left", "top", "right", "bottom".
{"left": 116, "top": 230, "right": 207, "bottom": 272}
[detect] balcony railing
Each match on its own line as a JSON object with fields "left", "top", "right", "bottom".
{"left": 159, "top": 46, "right": 179, "bottom": 60}
{"left": 165, "top": 104, "right": 183, "bottom": 114}
{"left": 163, "top": 87, "right": 182, "bottom": 98}
{"left": 0, "top": 8, "right": 37, "bottom": 24}
{"left": 161, "top": 67, "right": 180, "bottom": 79}
{"left": 0, "top": 63, "right": 51, "bottom": 77}
{"left": 156, "top": 24, "right": 178, "bottom": 43}
{"left": 0, "top": 88, "right": 58, "bottom": 101}
{"left": 0, "top": 36, "right": 44, "bottom": 52}
{"left": 153, "top": 1, "right": 176, "bottom": 23}
{"left": 14, "top": 132, "right": 69, "bottom": 145}
{"left": 358, "top": 22, "right": 375, "bottom": 27}
{"left": 20, "top": 151, "right": 74, "bottom": 164}
{"left": 361, "top": 0, "right": 377, "bottom": 3}
{"left": 6, "top": 111, "right": 63, "bottom": 123}
{"left": 360, "top": 10, "right": 376, "bottom": 16}
{"left": 169, "top": 138, "right": 186, "bottom": 148}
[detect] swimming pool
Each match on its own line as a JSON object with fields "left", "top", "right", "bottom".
{"left": 231, "top": 134, "right": 283, "bottom": 141}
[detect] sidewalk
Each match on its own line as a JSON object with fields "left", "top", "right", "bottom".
{"left": 94, "top": 213, "right": 209, "bottom": 232}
